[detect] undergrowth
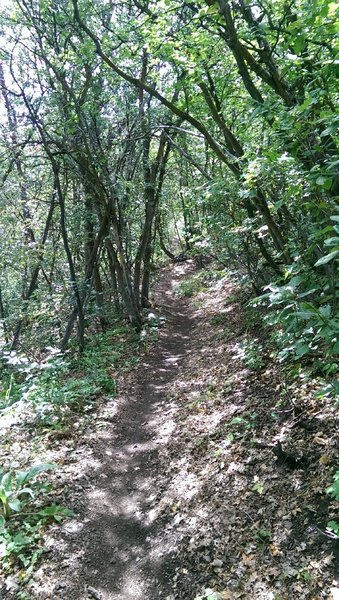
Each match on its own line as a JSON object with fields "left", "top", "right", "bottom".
{"left": 208, "top": 264, "right": 339, "bottom": 400}
{"left": 0, "top": 463, "right": 73, "bottom": 576}
{"left": 1, "top": 323, "right": 141, "bottom": 427}
{"left": 173, "top": 269, "right": 214, "bottom": 298}
{"left": 0, "top": 320, "right": 143, "bottom": 580}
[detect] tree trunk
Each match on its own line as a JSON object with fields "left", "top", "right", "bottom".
{"left": 0, "top": 285, "right": 8, "bottom": 344}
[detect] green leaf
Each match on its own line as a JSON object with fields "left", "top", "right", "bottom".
{"left": 8, "top": 498, "right": 22, "bottom": 513}
{"left": 295, "top": 341, "right": 311, "bottom": 357}
{"left": 207, "top": 4, "right": 219, "bottom": 14}
{"left": 314, "top": 250, "right": 339, "bottom": 266}
{"left": 38, "top": 504, "right": 74, "bottom": 520}
{"left": 315, "top": 176, "right": 333, "bottom": 189}
{"left": 230, "top": 417, "right": 245, "bottom": 425}
{"left": 300, "top": 302, "right": 318, "bottom": 312}
{"left": 17, "top": 487, "right": 35, "bottom": 498}
{"left": 324, "top": 236, "right": 339, "bottom": 246}
{"left": 0, "top": 488, "right": 8, "bottom": 504}
{"left": 311, "top": 225, "right": 334, "bottom": 238}
{"left": 319, "top": 305, "right": 331, "bottom": 318}
{"left": 293, "top": 34, "right": 306, "bottom": 54}
{"left": 1, "top": 472, "right": 12, "bottom": 490}
{"left": 299, "top": 96, "right": 313, "bottom": 111}
{"left": 299, "top": 289, "right": 318, "bottom": 297}
{"left": 323, "top": 178, "right": 333, "bottom": 190}
{"left": 16, "top": 463, "right": 56, "bottom": 486}
{"left": 294, "top": 311, "right": 314, "bottom": 319}
{"left": 327, "top": 472, "right": 339, "bottom": 500}
{"left": 319, "top": 3, "right": 329, "bottom": 17}
{"left": 327, "top": 520, "right": 339, "bottom": 535}
{"left": 252, "top": 481, "right": 264, "bottom": 494}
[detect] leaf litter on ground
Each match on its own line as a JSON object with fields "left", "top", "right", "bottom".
{"left": 0, "top": 261, "right": 338, "bottom": 599}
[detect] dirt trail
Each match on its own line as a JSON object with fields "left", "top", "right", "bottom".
{"left": 44, "top": 262, "right": 196, "bottom": 600}
{"left": 3, "top": 260, "right": 336, "bottom": 600}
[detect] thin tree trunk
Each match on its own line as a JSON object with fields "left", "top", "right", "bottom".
{"left": 0, "top": 285, "right": 8, "bottom": 344}
{"left": 105, "top": 239, "right": 141, "bottom": 327}
{"left": 93, "top": 265, "right": 107, "bottom": 331}
{"left": 156, "top": 214, "right": 175, "bottom": 259}
{"left": 53, "top": 169, "right": 85, "bottom": 351}
{"left": 61, "top": 206, "right": 112, "bottom": 349}
{"left": 10, "top": 184, "right": 57, "bottom": 349}
{"left": 105, "top": 242, "right": 121, "bottom": 312}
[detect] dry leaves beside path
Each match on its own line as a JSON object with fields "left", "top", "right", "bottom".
{"left": 152, "top": 263, "right": 338, "bottom": 600}
{"left": 1, "top": 261, "right": 338, "bottom": 600}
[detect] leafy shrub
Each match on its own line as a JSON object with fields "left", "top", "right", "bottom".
{"left": 0, "top": 463, "right": 73, "bottom": 570}
{"left": 253, "top": 527, "right": 272, "bottom": 545}
{"left": 173, "top": 271, "right": 211, "bottom": 298}
{"left": 210, "top": 314, "right": 228, "bottom": 327}
{"left": 174, "top": 280, "right": 198, "bottom": 297}
{"left": 0, "top": 463, "right": 55, "bottom": 522}
{"left": 253, "top": 266, "right": 339, "bottom": 377}
{"left": 326, "top": 471, "right": 339, "bottom": 500}
{"left": 0, "top": 326, "right": 133, "bottom": 427}
{"left": 236, "top": 338, "right": 266, "bottom": 370}
{"left": 326, "top": 471, "right": 339, "bottom": 538}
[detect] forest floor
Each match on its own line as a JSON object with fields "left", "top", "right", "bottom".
{"left": 0, "top": 261, "right": 338, "bottom": 600}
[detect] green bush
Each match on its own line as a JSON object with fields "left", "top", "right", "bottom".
{"left": 0, "top": 463, "right": 73, "bottom": 570}
{"left": 326, "top": 471, "right": 339, "bottom": 538}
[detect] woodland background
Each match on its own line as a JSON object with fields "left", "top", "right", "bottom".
{"left": 0, "top": 0, "right": 338, "bottom": 594}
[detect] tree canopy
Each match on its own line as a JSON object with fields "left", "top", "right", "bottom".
{"left": 0, "top": 0, "right": 338, "bottom": 593}
{"left": 0, "top": 0, "right": 338, "bottom": 370}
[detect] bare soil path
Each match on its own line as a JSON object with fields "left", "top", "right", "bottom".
{"left": 2, "top": 261, "right": 337, "bottom": 600}
{"left": 33, "top": 262, "right": 197, "bottom": 600}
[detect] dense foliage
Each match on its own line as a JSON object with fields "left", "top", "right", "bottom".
{"left": 0, "top": 0, "right": 337, "bottom": 375}
{"left": 0, "top": 2, "right": 337, "bottom": 591}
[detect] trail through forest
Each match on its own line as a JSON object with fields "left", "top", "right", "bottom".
{"left": 1, "top": 262, "right": 337, "bottom": 600}
{"left": 0, "top": 1, "right": 338, "bottom": 596}
{"left": 24, "top": 262, "right": 197, "bottom": 600}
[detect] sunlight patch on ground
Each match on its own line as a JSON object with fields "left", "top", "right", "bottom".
{"left": 115, "top": 575, "right": 146, "bottom": 600}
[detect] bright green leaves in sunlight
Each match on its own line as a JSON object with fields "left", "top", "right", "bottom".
{"left": 327, "top": 471, "right": 339, "bottom": 500}
{"left": 0, "top": 464, "right": 56, "bottom": 521}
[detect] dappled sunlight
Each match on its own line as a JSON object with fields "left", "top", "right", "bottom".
{"left": 3, "top": 263, "right": 336, "bottom": 599}
{"left": 0, "top": 400, "right": 28, "bottom": 432}
{"left": 18, "top": 264, "right": 197, "bottom": 599}
{"left": 143, "top": 268, "right": 338, "bottom": 599}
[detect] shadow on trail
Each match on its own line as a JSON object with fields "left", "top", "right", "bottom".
{"left": 55, "top": 264, "right": 196, "bottom": 600}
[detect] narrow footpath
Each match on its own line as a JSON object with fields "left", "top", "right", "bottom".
{"left": 8, "top": 261, "right": 337, "bottom": 600}
{"left": 34, "top": 262, "right": 197, "bottom": 600}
